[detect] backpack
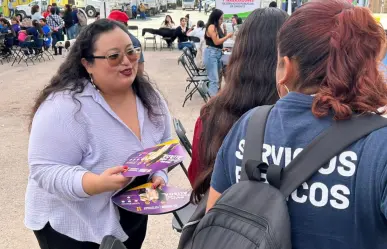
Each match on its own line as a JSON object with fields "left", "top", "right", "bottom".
{"left": 178, "top": 105, "right": 387, "bottom": 249}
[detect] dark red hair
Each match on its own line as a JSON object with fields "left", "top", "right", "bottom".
{"left": 278, "top": 0, "right": 387, "bottom": 120}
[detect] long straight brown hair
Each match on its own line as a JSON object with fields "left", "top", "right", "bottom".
{"left": 191, "top": 7, "right": 288, "bottom": 203}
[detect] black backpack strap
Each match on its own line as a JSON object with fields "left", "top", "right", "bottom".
{"left": 280, "top": 114, "right": 387, "bottom": 197}
{"left": 241, "top": 105, "right": 274, "bottom": 181}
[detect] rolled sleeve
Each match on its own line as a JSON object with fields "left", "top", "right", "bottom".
{"left": 149, "top": 169, "right": 169, "bottom": 184}
{"left": 73, "top": 170, "right": 91, "bottom": 198}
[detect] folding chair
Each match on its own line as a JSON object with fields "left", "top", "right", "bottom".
{"left": 178, "top": 55, "right": 210, "bottom": 107}
{"left": 128, "top": 26, "right": 139, "bottom": 37}
{"left": 182, "top": 47, "right": 206, "bottom": 76}
{"left": 159, "top": 36, "right": 174, "bottom": 51}
{"left": 32, "top": 38, "right": 45, "bottom": 62}
{"left": 144, "top": 35, "right": 157, "bottom": 51}
{"left": 0, "top": 34, "right": 14, "bottom": 62}
{"left": 0, "top": 34, "right": 6, "bottom": 64}
{"left": 168, "top": 118, "right": 197, "bottom": 233}
{"left": 43, "top": 32, "right": 54, "bottom": 60}
{"left": 172, "top": 203, "right": 197, "bottom": 233}
{"left": 12, "top": 36, "right": 35, "bottom": 66}
{"left": 173, "top": 118, "right": 192, "bottom": 158}
{"left": 167, "top": 118, "right": 192, "bottom": 176}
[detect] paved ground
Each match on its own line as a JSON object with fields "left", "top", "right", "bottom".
{"left": 0, "top": 9, "right": 208, "bottom": 249}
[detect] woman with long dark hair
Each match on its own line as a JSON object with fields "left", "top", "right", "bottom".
{"left": 175, "top": 17, "right": 194, "bottom": 51}
{"left": 161, "top": 14, "right": 175, "bottom": 28}
{"left": 203, "top": 9, "right": 233, "bottom": 97}
{"left": 208, "top": 1, "right": 387, "bottom": 248}
{"left": 26, "top": 19, "right": 171, "bottom": 249}
{"left": 189, "top": 8, "right": 288, "bottom": 202}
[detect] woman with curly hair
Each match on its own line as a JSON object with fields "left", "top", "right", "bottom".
{"left": 26, "top": 19, "right": 171, "bottom": 249}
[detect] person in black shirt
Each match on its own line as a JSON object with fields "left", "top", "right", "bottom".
{"left": 175, "top": 17, "right": 194, "bottom": 51}
{"left": 203, "top": 9, "right": 232, "bottom": 97}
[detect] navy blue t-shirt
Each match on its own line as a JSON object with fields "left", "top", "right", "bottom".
{"left": 211, "top": 92, "right": 387, "bottom": 249}
{"left": 128, "top": 32, "right": 144, "bottom": 63}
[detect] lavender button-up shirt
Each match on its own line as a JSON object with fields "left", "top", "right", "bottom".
{"left": 25, "top": 82, "right": 171, "bottom": 243}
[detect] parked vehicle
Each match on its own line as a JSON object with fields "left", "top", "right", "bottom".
{"left": 160, "top": 0, "right": 167, "bottom": 12}
{"left": 167, "top": 0, "right": 176, "bottom": 9}
{"left": 182, "top": 0, "right": 195, "bottom": 10}
{"left": 75, "top": 0, "right": 101, "bottom": 17}
{"left": 204, "top": 0, "right": 215, "bottom": 14}
{"left": 143, "top": 0, "right": 158, "bottom": 15}
{"left": 15, "top": 0, "right": 49, "bottom": 19}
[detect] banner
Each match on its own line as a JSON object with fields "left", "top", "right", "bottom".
{"left": 216, "top": 0, "right": 261, "bottom": 17}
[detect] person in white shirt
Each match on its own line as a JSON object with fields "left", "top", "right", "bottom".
{"left": 31, "top": 5, "right": 43, "bottom": 21}
{"left": 187, "top": 20, "right": 205, "bottom": 68}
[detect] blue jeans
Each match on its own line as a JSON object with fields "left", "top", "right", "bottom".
{"left": 203, "top": 46, "right": 222, "bottom": 97}
{"left": 66, "top": 25, "right": 76, "bottom": 40}
{"left": 51, "top": 29, "right": 63, "bottom": 48}
{"left": 178, "top": 42, "right": 194, "bottom": 50}
{"left": 140, "top": 12, "right": 146, "bottom": 19}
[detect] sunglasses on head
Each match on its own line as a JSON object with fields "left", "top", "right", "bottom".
{"left": 90, "top": 47, "right": 141, "bottom": 67}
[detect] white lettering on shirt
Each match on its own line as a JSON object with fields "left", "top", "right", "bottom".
{"left": 234, "top": 142, "right": 355, "bottom": 210}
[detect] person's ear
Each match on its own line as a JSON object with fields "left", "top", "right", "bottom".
{"left": 81, "top": 58, "right": 93, "bottom": 74}
{"left": 278, "top": 56, "right": 297, "bottom": 90}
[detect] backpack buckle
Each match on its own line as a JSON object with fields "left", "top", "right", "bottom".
{"left": 267, "top": 164, "right": 283, "bottom": 189}
{"left": 244, "top": 159, "right": 268, "bottom": 182}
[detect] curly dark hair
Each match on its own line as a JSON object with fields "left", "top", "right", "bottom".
{"left": 30, "top": 19, "right": 165, "bottom": 130}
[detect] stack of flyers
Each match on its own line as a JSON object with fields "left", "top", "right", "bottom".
{"left": 112, "top": 183, "right": 191, "bottom": 215}
{"left": 122, "top": 139, "right": 186, "bottom": 177}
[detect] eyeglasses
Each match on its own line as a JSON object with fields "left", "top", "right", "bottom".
{"left": 90, "top": 47, "right": 141, "bottom": 67}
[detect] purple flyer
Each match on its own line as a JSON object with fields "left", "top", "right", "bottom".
{"left": 122, "top": 139, "right": 186, "bottom": 177}
{"left": 112, "top": 183, "right": 191, "bottom": 215}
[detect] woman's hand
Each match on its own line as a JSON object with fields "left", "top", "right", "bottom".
{"left": 83, "top": 166, "right": 131, "bottom": 195}
{"left": 226, "top": 33, "right": 233, "bottom": 39}
{"left": 151, "top": 175, "right": 166, "bottom": 189}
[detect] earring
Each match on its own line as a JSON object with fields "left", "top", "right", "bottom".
{"left": 283, "top": 84, "right": 290, "bottom": 94}
{"left": 277, "top": 84, "right": 290, "bottom": 99}
{"left": 89, "top": 74, "right": 100, "bottom": 92}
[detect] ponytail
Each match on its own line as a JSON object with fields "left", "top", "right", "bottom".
{"left": 313, "top": 7, "right": 387, "bottom": 120}
{"left": 278, "top": 0, "right": 387, "bottom": 120}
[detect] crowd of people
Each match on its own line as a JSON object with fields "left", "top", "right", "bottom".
{"left": 22, "top": 0, "right": 387, "bottom": 248}
{"left": 0, "top": 3, "right": 87, "bottom": 58}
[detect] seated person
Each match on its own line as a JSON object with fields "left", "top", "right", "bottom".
{"left": 175, "top": 17, "right": 194, "bottom": 51}
{"left": 139, "top": 3, "right": 146, "bottom": 19}
{"left": 142, "top": 15, "right": 177, "bottom": 43}
{"left": 19, "top": 20, "right": 44, "bottom": 54}
{"left": 0, "top": 18, "right": 16, "bottom": 56}
{"left": 187, "top": 20, "right": 205, "bottom": 68}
